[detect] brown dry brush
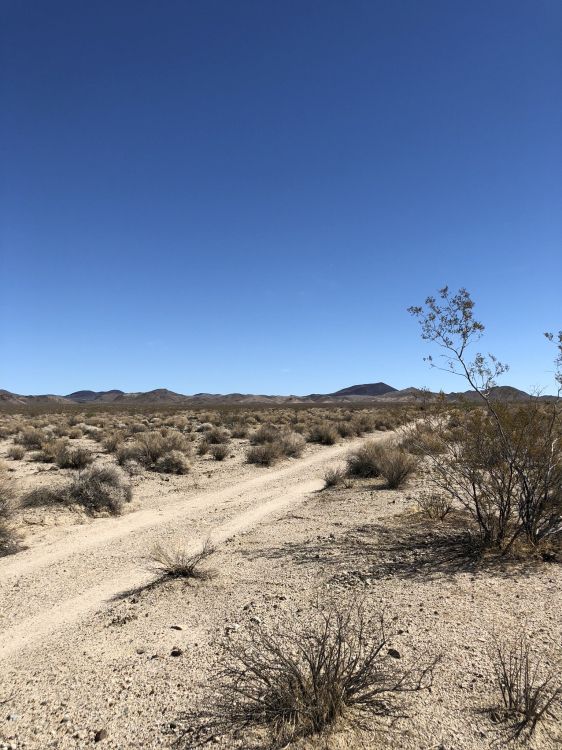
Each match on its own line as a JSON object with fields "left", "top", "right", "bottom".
{"left": 183, "top": 605, "right": 439, "bottom": 748}
{"left": 491, "top": 636, "right": 562, "bottom": 738}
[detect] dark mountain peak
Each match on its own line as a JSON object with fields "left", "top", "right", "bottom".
{"left": 330, "top": 382, "right": 397, "bottom": 397}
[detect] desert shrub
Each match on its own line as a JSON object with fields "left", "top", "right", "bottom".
{"left": 6, "top": 445, "right": 25, "bottom": 460}
{"left": 121, "top": 458, "right": 144, "bottom": 476}
{"left": 155, "top": 450, "right": 190, "bottom": 474}
{"left": 491, "top": 636, "right": 562, "bottom": 737}
{"left": 149, "top": 539, "right": 215, "bottom": 579}
{"left": 210, "top": 444, "right": 229, "bottom": 461}
{"left": 279, "top": 431, "right": 306, "bottom": 458}
{"left": 33, "top": 438, "right": 69, "bottom": 463}
{"left": 231, "top": 425, "right": 248, "bottom": 439}
{"left": 196, "top": 422, "right": 214, "bottom": 433}
{"left": 416, "top": 490, "right": 453, "bottom": 520}
{"left": 67, "top": 426, "right": 83, "bottom": 439}
{"left": 323, "top": 466, "right": 346, "bottom": 488}
{"left": 16, "top": 427, "right": 45, "bottom": 450}
{"left": 0, "top": 468, "right": 19, "bottom": 556}
{"left": 214, "top": 604, "right": 438, "bottom": 746}
{"left": 336, "top": 421, "right": 357, "bottom": 438}
{"left": 250, "top": 424, "right": 280, "bottom": 445}
{"left": 346, "top": 441, "right": 383, "bottom": 478}
{"left": 65, "top": 466, "right": 132, "bottom": 515}
{"left": 21, "top": 486, "right": 61, "bottom": 507}
{"left": 206, "top": 427, "right": 231, "bottom": 445}
{"left": 197, "top": 439, "right": 210, "bottom": 456}
{"left": 308, "top": 422, "right": 338, "bottom": 445}
{"left": 56, "top": 446, "right": 94, "bottom": 471}
{"left": 246, "top": 442, "right": 282, "bottom": 466}
{"left": 103, "top": 431, "right": 125, "bottom": 453}
{"left": 118, "top": 430, "right": 191, "bottom": 470}
{"left": 375, "top": 446, "right": 418, "bottom": 489}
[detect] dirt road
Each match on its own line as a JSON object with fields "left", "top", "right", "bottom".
{"left": 0, "top": 434, "right": 383, "bottom": 661}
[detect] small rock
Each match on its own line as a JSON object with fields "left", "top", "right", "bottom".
{"left": 94, "top": 728, "right": 108, "bottom": 742}
{"left": 170, "top": 647, "right": 183, "bottom": 657}
{"left": 387, "top": 648, "right": 401, "bottom": 659}
{"left": 170, "top": 625, "right": 182, "bottom": 631}
{"left": 249, "top": 616, "right": 261, "bottom": 625}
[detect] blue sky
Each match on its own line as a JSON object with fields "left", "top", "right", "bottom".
{"left": 1, "top": 0, "right": 560, "bottom": 396}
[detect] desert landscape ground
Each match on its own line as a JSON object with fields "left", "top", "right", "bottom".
{"left": 0, "top": 392, "right": 560, "bottom": 750}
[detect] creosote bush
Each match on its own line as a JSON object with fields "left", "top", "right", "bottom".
{"left": 213, "top": 604, "right": 438, "bottom": 747}
{"left": 6, "top": 445, "right": 25, "bottom": 460}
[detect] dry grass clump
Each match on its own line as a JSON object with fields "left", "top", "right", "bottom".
{"left": 103, "top": 430, "right": 126, "bottom": 453}
{"left": 149, "top": 539, "right": 215, "bottom": 579}
{"left": 155, "top": 450, "right": 191, "bottom": 474}
{"left": 491, "top": 636, "right": 562, "bottom": 738}
{"left": 307, "top": 422, "right": 339, "bottom": 445}
{"left": 6, "top": 445, "right": 25, "bottom": 460}
{"left": 213, "top": 604, "right": 438, "bottom": 747}
{"left": 210, "top": 444, "right": 229, "bottom": 461}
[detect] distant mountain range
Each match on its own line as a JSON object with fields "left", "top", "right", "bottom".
{"left": 0, "top": 382, "right": 556, "bottom": 407}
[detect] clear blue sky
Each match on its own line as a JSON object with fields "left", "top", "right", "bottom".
{"left": 1, "top": 0, "right": 560, "bottom": 396}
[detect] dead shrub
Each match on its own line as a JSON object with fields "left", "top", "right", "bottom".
{"left": 213, "top": 604, "right": 438, "bottom": 746}
{"left": 491, "top": 636, "right": 562, "bottom": 737}
{"left": 149, "top": 539, "right": 215, "bottom": 579}
{"left": 21, "top": 486, "right": 61, "bottom": 507}
{"left": 197, "top": 439, "right": 210, "bottom": 456}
